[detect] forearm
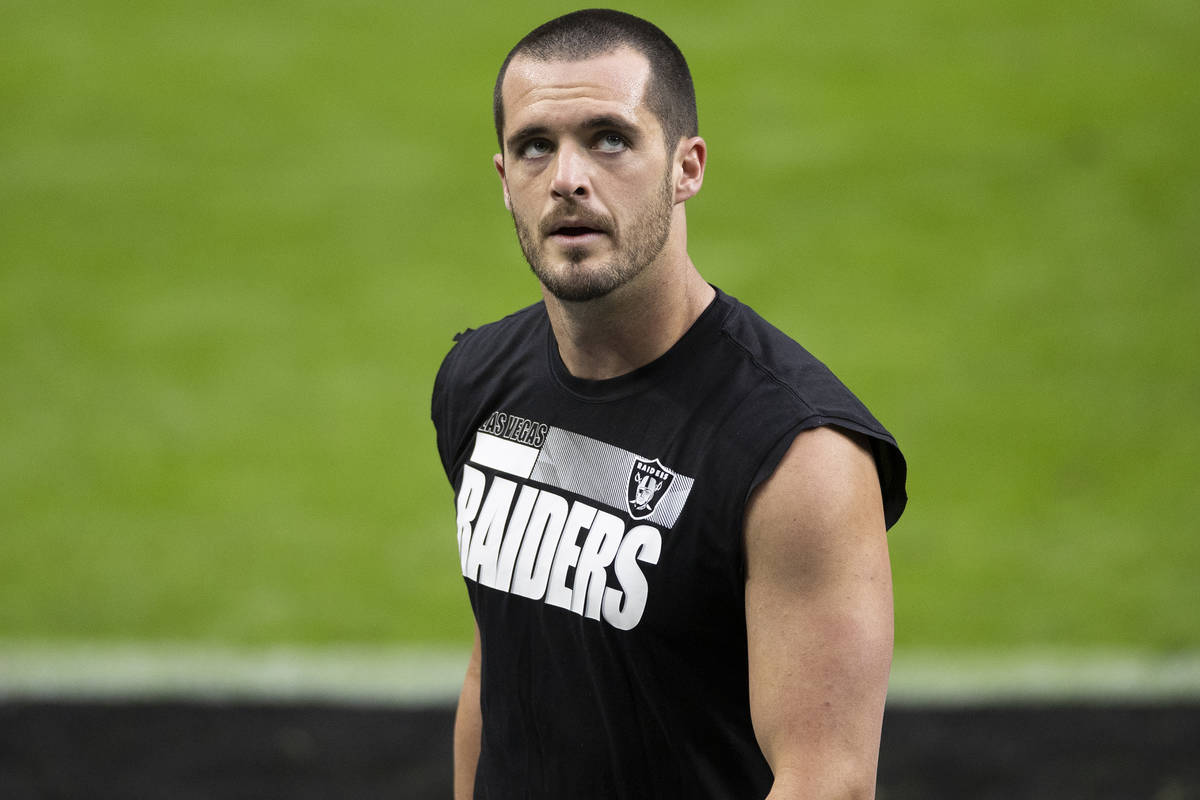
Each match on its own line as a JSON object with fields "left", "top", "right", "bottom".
{"left": 453, "top": 677, "right": 481, "bottom": 799}
{"left": 764, "top": 766, "right": 878, "bottom": 800}
{"left": 454, "top": 628, "right": 482, "bottom": 800}
{"left": 752, "top": 607, "right": 890, "bottom": 800}
{"left": 752, "top": 604, "right": 890, "bottom": 800}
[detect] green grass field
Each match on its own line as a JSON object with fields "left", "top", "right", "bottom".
{"left": 2, "top": 1, "right": 1197, "bottom": 653}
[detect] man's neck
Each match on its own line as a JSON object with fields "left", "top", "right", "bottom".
{"left": 542, "top": 257, "right": 715, "bottom": 381}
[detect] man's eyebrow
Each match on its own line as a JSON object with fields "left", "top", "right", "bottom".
{"left": 581, "top": 114, "right": 637, "bottom": 133}
{"left": 506, "top": 125, "right": 550, "bottom": 153}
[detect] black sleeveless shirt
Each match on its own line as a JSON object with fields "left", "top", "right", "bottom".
{"left": 431, "top": 287, "right": 906, "bottom": 799}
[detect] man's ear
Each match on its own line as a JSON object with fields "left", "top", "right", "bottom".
{"left": 494, "top": 153, "right": 512, "bottom": 211}
{"left": 673, "top": 136, "right": 707, "bottom": 203}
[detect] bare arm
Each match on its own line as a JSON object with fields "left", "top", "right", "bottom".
{"left": 744, "top": 426, "right": 894, "bottom": 799}
{"left": 454, "top": 624, "right": 482, "bottom": 800}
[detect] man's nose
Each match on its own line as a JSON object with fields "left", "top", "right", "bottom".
{"left": 550, "top": 144, "right": 589, "bottom": 199}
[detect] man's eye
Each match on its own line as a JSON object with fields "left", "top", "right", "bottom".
{"left": 521, "top": 139, "right": 552, "bottom": 158}
{"left": 596, "top": 133, "right": 628, "bottom": 152}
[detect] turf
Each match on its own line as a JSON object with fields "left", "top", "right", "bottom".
{"left": 1, "top": 1, "right": 1197, "bottom": 650}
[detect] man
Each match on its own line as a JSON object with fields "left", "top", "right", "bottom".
{"left": 431, "top": 9, "right": 907, "bottom": 799}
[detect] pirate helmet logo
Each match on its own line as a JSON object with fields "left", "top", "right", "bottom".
{"left": 627, "top": 457, "right": 674, "bottom": 520}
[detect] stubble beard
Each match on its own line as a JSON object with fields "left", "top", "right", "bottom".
{"left": 512, "top": 171, "right": 675, "bottom": 303}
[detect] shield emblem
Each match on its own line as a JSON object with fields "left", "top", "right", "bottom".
{"left": 627, "top": 457, "right": 675, "bottom": 520}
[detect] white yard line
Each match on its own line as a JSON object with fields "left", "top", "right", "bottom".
{"left": 0, "top": 642, "right": 470, "bottom": 705}
{"left": 888, "top": 649, "right": 1200, "bottom": 705}
{"left": 1, "top": 643, "right": 1199, "bottom": 705}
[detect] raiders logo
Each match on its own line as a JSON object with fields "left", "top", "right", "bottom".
{"left": 627, "top": 457, "right": 675, "bottom": 520}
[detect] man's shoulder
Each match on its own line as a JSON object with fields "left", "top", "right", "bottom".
{"left": 431, "top": 301, "right": 548, "bottom": 474}
{"left": 715, "top": 289, "right": 906, "bottom": 529}
{"left": 447, "top": 301, "right": 547, "bottom": 357}
{"left": 715, "top": 291, "right": 846, "bottom": 409}
{"left": 437, "top": 301, "right": 547, "bottom": 381}
{"left": 714, "top": 289, "right": 896, "bottom": 442}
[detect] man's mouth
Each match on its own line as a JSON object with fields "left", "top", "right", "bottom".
{"left": 542, "top": 214, "right": 612, "bottom": 243}
{"left": 550, "top": 225, "right": 605, "bottom": 239}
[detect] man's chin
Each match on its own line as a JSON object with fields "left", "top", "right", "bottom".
{"left": 533, "top": 261, "right": 624, "bottom": 303}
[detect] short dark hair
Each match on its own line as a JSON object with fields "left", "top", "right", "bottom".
{"left": 493, "top": 9, "right": 698, "bottom": 153}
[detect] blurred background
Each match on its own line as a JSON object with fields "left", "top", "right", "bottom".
{"left": 2, "top": 0, "right": 1198, "bottom": 795}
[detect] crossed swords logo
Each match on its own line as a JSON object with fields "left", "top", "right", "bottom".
{"left": 627, "top": 457, "right": 674, "bottom": 520}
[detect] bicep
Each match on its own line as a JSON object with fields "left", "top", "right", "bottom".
{"left": 744, "top": 426, "right": 893, "bottom": 796}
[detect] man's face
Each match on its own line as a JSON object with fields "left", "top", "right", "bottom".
{"left": 495, "top": 48, "right": 677, "bottom": 303}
